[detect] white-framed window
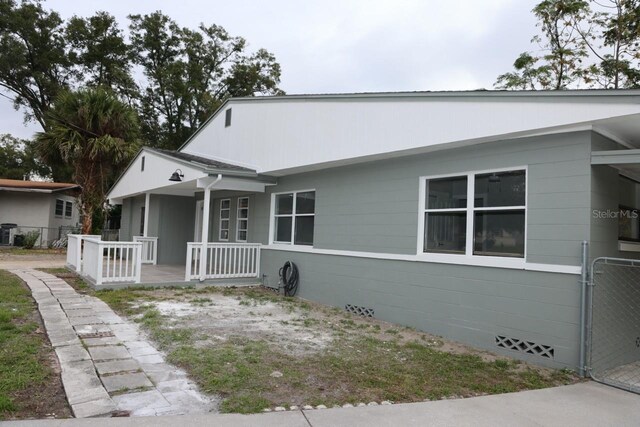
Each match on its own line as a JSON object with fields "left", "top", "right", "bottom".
{"left": 236, "top": 197, "right": 249, "bottom": 242}
{"left": 271, "top": 190, "right": 315, "bottom": 246}
{"left": 64, "top": 201, "right": 73, "bottom": 219}
{"left": 55, "top": 199, "right": 64, "bottom": 217}
{"left": 419, "top": 168, "right": 526, "bottom": 259}
{"left": 219, "top": 199, "right": 230, "bottom": 241}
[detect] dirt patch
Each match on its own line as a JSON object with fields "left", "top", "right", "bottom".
{"left": 135, "top": 294, "right": 333, "bottom": 356}
{"left": 88, "top": 285, "right": 578, "bottom": 413}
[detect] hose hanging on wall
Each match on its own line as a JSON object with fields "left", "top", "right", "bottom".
{"left": 279, "top": 261, "right": 299, "bottom": 297}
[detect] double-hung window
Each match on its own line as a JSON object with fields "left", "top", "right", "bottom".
{"left": 55, "top": 199, "right": 64, "bottom": 217}
{"left": 219, "top": 199, "right": 230, "bottom": 241}
{"left": 422, "top": 169, "right": 526, "bottom": 258}
{"left": 236, "top": 197, "right": 249, "bottom": 242}
{"left": 64, "top": 201, "right": 73, "bottom": 219}
{"left": 273, "top": 190, "right": 315, "bottom": 245}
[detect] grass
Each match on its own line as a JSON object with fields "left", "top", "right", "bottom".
{"left": 74, "top": 285, "right": 577, "bottom": 414}
{"left": 0, "top": 270, "right": 69, "bottom": 419}
{"left": 0, "top": 248, "right": 63, "bottom": 256}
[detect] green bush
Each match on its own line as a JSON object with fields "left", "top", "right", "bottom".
{"left": 22, "top": 231, "right": 40, "bottom": 249}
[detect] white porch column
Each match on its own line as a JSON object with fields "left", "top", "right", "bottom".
{"left": 199, "top": 175, "right": 222, "bottom": 281}
{"left": 143, "top": 192, "right": 150, "bottom": 237}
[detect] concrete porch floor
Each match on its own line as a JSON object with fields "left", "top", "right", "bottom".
{"left": 140, "top": 264, "right": 186, "bottom": 284}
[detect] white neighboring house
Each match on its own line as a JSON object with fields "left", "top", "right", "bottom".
{"left": 0, "top": 179, "right": 81, "bottom": 247}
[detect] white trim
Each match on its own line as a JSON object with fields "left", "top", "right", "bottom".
{"left": 262, "top": 244, "right": 580, "bottom": 275}
{"left": 417, "top": 166, "right": 528, "bottom": 265}
{"left": 218, "top": 198, "right": 230, "bottom": 241}
{"left": 236, "top": 196, "right": 249, "bottom": 242}
{"left": 269, "top": 189, "right": 316, "bottom": 246}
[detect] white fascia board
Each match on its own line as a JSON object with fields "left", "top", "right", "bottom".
{"left": 107, "top": 149, "right": 207, "bottom": 202}
{"left": 181, "top": 96, "right": 640, "bottom": 175}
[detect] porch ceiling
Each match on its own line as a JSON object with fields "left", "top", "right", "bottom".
{"left": 592, "top": 148, "right": 640, "bottom": 182}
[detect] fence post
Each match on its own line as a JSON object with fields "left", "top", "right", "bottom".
{"left": 134, "top": 243, "right": 142, "bottom": 283}
{"left": 96, "top": 241, "right": 103, "bottom": 286}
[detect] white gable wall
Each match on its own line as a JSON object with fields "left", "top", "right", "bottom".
{"left": 181, "top": 94, "right": 640, "bottom": 175}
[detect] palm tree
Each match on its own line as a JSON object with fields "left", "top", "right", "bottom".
{"left": 36, "top": 87, "right": 140, "bottom": 233}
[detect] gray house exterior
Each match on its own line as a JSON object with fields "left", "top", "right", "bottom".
{"left": 105, "top": 90, "right": 640, "bottom": 372}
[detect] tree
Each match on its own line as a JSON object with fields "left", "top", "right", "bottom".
{"left": 129, "top": 12, "right": 283, "bottom": 149}
{"left": 35, "top": 87, "right": 140, "bottom": 233}
{"left": 496, "top": 0, "right": 589, "bottom": 90}
{"left": 0, "top": 134, "right": 50, "bottom": 180}
{"left": 496, "top": 0, "right": 640, "bottom": 89}
{"left": 0, "top": 0, "right": 72, "bottom": 129}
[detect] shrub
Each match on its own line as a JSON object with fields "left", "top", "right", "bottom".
{"left": 23, "top": 231, "right": 40, "bottom": 249}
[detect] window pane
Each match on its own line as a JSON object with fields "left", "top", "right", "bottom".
{"left": 55, "top": 200, "right": 64, "bottom": 216}
{"left": 238, "top": 209, "right": 248, "bottom": 219}
{"left": 473, "top": 210, "right": 525, "bottom": 257}
{"left": 238, "top": 230, "right": 247, "bottom": 241}
{"left": 475, "top": 170, "right": 526, "bottom": 208}
{"left": 220, "top": 230, "right": 229, "bottom": 240}
{"left": 239, "top": 198, "right": 249, "bottom": 208}
{"left": 221, "top": 199, "right": 230, "bottom": 209}
{"left": 294, "top": 216, "right": 314, "bottom": 245}
{"left": 221, "top": 209, "right": 230, "bottom": 219}
{"left": 275, "top": 217, "right": 292, "bottom": 242}
{"left": 424, "top": 212, "right": 466, "bottom": 254}
{"left": 220, "top": 219, "right": 229, "bottom": 229}
{"left": 276, "top": 194, "right": 293, "bottom": 215}
{"left": 296, "top": 191, "right": 315, "bottom": 214}
{"left": 238, "top": 219, "right": 248, "bottom": 230}
{"left": 427, "top": 176, "right": 467, "bottom": 209}
{"left": 65, "top": 202, "right": 72, "bottom": 218}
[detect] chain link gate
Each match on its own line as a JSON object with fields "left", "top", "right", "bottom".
{"left": 587, "top": 257, "right": 640, "bottom": 393}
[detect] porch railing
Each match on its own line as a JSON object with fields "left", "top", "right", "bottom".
{"left": 66, "top": 234, "right": 101, "bottom": 272}
{"left": 185, "top": 242, "right": 261, "bottom": 281}
{"left": 133, "top": 236, "right": 158, "bottom": 265}
{"left": 81, "top": 238, "right": 142, "bottom": 285}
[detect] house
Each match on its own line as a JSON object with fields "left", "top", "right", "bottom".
{"left": 0, "top": 179, "right": 81, "bottom": 246}
{"left": 96, "top": 89, "right": 640, "bottom": 374}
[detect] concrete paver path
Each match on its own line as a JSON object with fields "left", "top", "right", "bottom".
{"left": 11, "top": 269, "right": 216, "bottom": 418}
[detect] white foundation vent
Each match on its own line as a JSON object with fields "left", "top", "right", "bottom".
{"left": 345, "top": 304, "right": 374, "bottom": 318}
{"left": 495, "top": 335, "right": 555, "bottom": 359}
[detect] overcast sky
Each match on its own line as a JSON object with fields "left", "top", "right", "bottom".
{"left": 0, "top": 0, "right": 539, "bottom": 139}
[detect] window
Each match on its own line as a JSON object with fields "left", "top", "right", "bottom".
{"left": 273, "top": 190, "right": 315, "bottom": 246}
{"left": 55, "top": 199, "right": 64, "bottom": 217}
{"left": 141, "top": 156, "right": 145, "bottom": 172}
{"left": 236, "top": 197, "right": 249, "bottom": 242}
{"left": 64, "top": 201, "right": 73, "bottom": 219}
{"left": 421, "top": 169, "right": 526, "bottom": 258}
{"left": 219, "top": 199, "right": 230, "bottom": 241}
{"left": 225, "top": 108, "right": 232, "bottom": 127}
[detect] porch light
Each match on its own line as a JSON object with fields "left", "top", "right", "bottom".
{"left": 169, "top": 169, "right": 184, "bottom": 182}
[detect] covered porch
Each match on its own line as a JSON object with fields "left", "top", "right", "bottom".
{"left": 70, "top": 147, "right": 275, "bottom": 288}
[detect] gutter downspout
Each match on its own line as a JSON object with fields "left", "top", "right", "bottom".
{"left": 199, "top": 174, "right": 222, "bottom": 282}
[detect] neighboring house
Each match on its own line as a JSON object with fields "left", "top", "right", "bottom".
{"left": 0, "top": 179, "right": 81, "bottom": 246}
{"left": 103, "top": 89, "right": 640, "bottom": 372}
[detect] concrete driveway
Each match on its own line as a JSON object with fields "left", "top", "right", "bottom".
{"left": 2, "top": 381, "right": 639, "bottom": 426}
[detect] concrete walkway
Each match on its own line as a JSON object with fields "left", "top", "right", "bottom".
{"left": 11, "top": 269, "right": 216, "bottom": 418}
{"left": 1, "top": 382, "right": 639, "bottom": 426}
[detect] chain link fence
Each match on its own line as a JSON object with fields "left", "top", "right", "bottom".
{"left": 588, "top": 257, "right": 640, "bottom": 393}
{"left": 0, "top": 225, "right": 80, "bottom": 249}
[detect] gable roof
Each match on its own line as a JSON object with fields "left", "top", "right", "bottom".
{"left": 0, "top": 179, "right": 80, "bottom": 193}
{"left": 148, "top": 148, "right": 253, "bottom": 172}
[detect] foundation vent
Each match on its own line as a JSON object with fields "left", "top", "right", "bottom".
{"left": 495, "top": 335, "right": 555, "bottom": 359}
{"left": 345, "top": 304, "right": 374, "bottom": 318}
